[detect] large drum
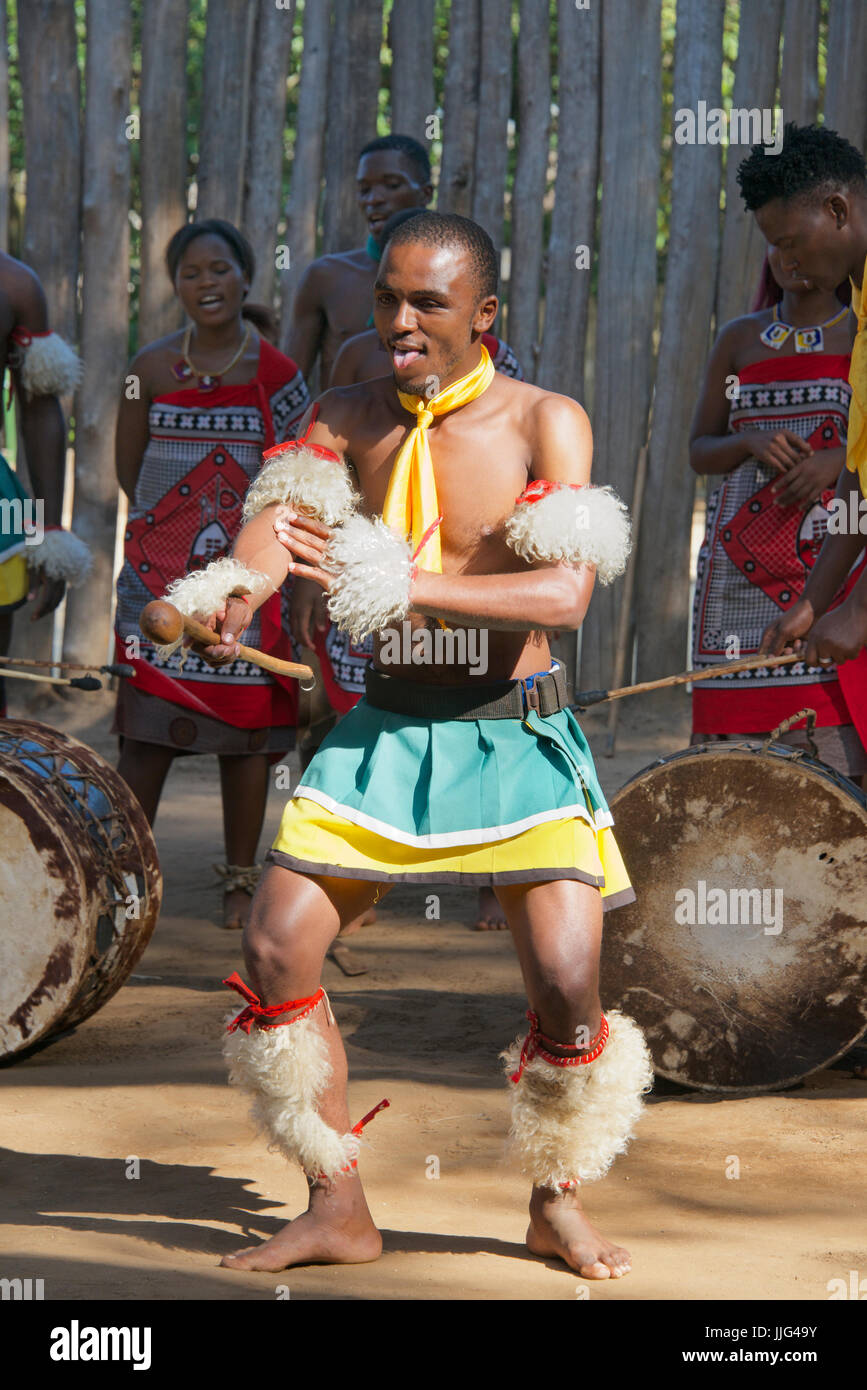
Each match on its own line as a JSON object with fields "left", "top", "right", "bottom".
{"left": 601, "top": 740, "right": 867, "bottom": 1092}
{"left": 0, "top": 720, "right": 161, "bottom": 1061}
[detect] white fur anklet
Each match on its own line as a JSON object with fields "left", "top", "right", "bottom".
{"left": 501, "top": 1009, "right": 653, "bottom": 1189}
{"left": 243, "top": 442, "right": 357, "bottom": 526}
{"left": 155, "top": 557, "right": 272, "bottom": 659}
{"left": 222, "top": 973, "right": 388, "bottom": 1181}
{"left": 326, "top": 514, "right": 415, "bottom": 643}
{"left": 505, "top": 480, "right": 632, "bottom": 585}
{"left": 25, "top": 529, "right": 92, "bottom": 586}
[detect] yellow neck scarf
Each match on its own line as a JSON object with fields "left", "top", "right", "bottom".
{"left": 383, "top": 345, "right": 495, "bottom": 570}
{"left": 847, "top": 255, "right": 867, "bottom": 498}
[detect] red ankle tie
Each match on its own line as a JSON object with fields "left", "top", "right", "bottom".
{"left": 223, "top": 971, "right": 326, "bottom": 1034}
{"left": 312, "top": 1098, "right": 391, "bottom": 1183}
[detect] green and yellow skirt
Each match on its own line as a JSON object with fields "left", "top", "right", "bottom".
{"left": 268, "top": 681, "right": 635, "bottom": 909}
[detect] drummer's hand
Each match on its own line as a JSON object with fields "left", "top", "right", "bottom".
{"left": 760, "top": 598, "right": 814, "bottom": 656}
{"left": 274, "top": 508, "right": 333, "bottom": 591}
{"left": 804, "top": 599, "right": 867, "bottom": 668}
{"left": 27, "top": 570, "right": 66, "bottom": 620}
{"left": 187, "top": 596, "right": 252, "bottom": 666}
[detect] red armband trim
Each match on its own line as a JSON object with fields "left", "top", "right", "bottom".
{"left": 515, "top": 479, "right": 584, "bottom": 506}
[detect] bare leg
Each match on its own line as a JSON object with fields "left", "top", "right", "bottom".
{"left": 496, "top": 878, "right": 633, "bottom": 1280}
{"left": 218, "top": 753, "right": 269, "bottom": 929}
{"left": 221, "top": 864, "right": 384, "bottom": 1271}
{"left": 116, "top": 736, "right": 177, "bottom": 825}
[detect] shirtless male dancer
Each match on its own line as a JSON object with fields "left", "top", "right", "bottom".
{"left": 0, "top": 251, "right": 88, "bottom": 713}
{"left": 183, "top": 213, "right": 652, "bottom": 1279}
{"left": 285, "top": 134, "right": 432, "bottom": 390}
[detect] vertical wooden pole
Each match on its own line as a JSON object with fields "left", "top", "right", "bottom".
{"left": 280, "top": 0, "right": 332, "bottom": 341}
{"left": 62, "top": 0, "right": 132, "bottom": 668}
{"left": 389, "top": 0, "right": 436, "bottom": 143}
{"left": 536, "top": 0, "right": 600, "bottom": 400}
{"left": 438, "top": 0, "right": 480, "bottom": 217}
{"left": 243, "top": 0, "right": 296, "bottom": 308}
{"left": 507, "top": 0, "right": 551, "bottom": 378}
{"left": 322, "top": 0, "right": 385, "bottom": 254}
{"left": 715, "top": 0, "right": 784, "bottom": 328}
{"left": 580, "top": 0, "right": 661, "bottom": 691}
{"left": 823, "top": 0, "right": 867, "bottom": 149}
{"left": 471, "top": 0, "right": 512, "bottom": 251}
{"left": 780, "top": 0, "right": 819, "bottom": 126}
{"left": 635, "top": 0, "right": 725, "bottom": 682}
{"left": 139, "top": 0, "right": 188, "bottom": 346}
{"left": 195, "top": 0, "right": 256, "bottom": 223}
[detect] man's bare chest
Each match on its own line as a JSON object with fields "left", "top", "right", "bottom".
{"left": 322, "top": 265, "right": 376, "bottom": 341}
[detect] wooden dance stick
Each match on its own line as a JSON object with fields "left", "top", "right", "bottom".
{"left": 139, "top": 599, "right": 315, "bottom": 683}
{"left": 573, "top": 650, "right": 802, "bottom": 708}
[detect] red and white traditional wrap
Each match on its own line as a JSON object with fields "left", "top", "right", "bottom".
{"left": 505, "top": 479, "right": 632, "bottom": 585}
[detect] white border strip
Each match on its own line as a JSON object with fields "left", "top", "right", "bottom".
{"left": 291, "top": 784, "right": 613, "bottom": 848}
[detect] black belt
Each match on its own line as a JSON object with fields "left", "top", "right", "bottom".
{"left": 363, "top": 663, "right": 568, "bottom": 720}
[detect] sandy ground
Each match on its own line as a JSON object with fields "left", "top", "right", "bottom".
{"left": 1, "top": 682, "right": 865, "bottom": 1303}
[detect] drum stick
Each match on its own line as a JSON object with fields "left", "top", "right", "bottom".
{"left": 139, "top": 599, "right": 315, "bottom": 683}
{"left": 0, "top": 665, "right": 102, "bottom": 690}
{"left": 0, "top": 655, "right": 135, "bottom": 676}
{"left": 573, "top": 650, "right": 802, "bottom": 708}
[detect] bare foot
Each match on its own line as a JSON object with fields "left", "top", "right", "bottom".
{"left": 223, "top": 887, "right": 253, "bottom": 931}
{"left": 526, "top": 1186, "right": 632, "bottom": 1279}
{"left": 474, "top": 886, "right": 507, "bottom": 931}
{"left": 221, "top": 1177, "right": 382, "bottom": 1272}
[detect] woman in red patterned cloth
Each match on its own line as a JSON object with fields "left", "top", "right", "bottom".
{"left": 114, "top": 220, "right": 311, "bottom": 927}
{"left": 689, "top": 246, "right": 867, "bottom": 784}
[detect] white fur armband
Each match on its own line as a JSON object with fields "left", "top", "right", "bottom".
{"left": 325, "top": 514, "right": 415, "bottom": 643}
{"left": 12, "top": 328, "right": 83, "bottom": 399}
{"left": 505, "top": 481, "right": 631, "bottom": 585}
{"left": 155, "top": 557, "right": 272, "bottom": 659}
{"left": 243, "top": 443, "right": 357, "bottom": 526}
{"left": 25, "top": 529, "right": 92, "bottom": 586}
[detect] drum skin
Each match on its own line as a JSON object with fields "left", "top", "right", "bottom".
{"left": 601, "top": 742, "right": 867, "bottom": 1092}
{"left": 0, "top": 721, "right": 162, "bottom": 1060}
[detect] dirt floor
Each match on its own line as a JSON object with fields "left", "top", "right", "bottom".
{"left": 1, "top": 682, "right": 865, "bottom": 1302}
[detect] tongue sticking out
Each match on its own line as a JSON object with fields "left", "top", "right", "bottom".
{"left": 393, "top": 348, "right": 422, "bottom": 368}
